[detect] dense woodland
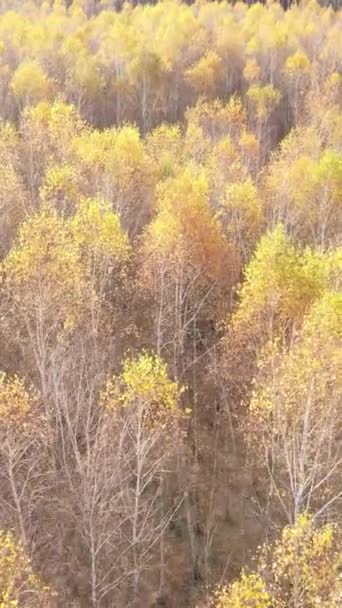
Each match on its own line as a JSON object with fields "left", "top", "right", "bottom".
{"left": 0, "top": 0, "right": 341, "bottom": 607}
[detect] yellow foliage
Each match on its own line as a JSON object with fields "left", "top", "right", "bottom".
{"left": 186, "top": 50, "right": 225, "bottom": 95}
{"left": 40, "top": 163, "right": 80, "bottom": 209}
{"left": 4, "top": 205, "right": 79, "bottom": 286}
{"left": 0, "top": 163, "right": 27, "bottom": 249}
{"left": 214, "top": 516, "right": 341, "bottom": 608}
{"left": 0, "top": 373, "right": 33, "bottom": 429}
{"left": 186, "top": 97, "right": 246, "bottom": 142}
{"left": 223, "top": 177, "right": 263, "bottom": 240}
{"left": 70, "top": 196, "right": 130, "bottom": 261}
{"left": 146, "top": 168, "right": 234, "bottom": 286}
{"left": 102, "top": 352, "right": 181, "bottom": 428}
{"left": 267, "top": 143, "right": 342, "bottom": 246}
{"left": 121, "top": 352, "right": 179, "bottom": 412}
{"left": 21, "top": 100, "right": 84, "bottom": 174}
{"left": 0, "top": 530, "right": 47, "bottom": 608}
{"left": 243, "top": 58, "right": 261, "bottom": 82}
{"left": 247, "top": 83, "right": 281, "bottom": 119}
{"left": 61, "top": 34, "right": 104, "bottom": 103}
{"left": 233, "top": 225, "right": 338, "bottom": 333}
{"left": 250, "top": 291, "right": 341, "bottom": 419}
{"left": 72, "top": 128, "right": 117, "bottom": 170}
{"left": 238, "top": 130, "right": 259, "bottom": 158}
{"left": 10, "top": 59, "right": 53, "bottom": 106}
{"left": 22, "top": 99, "right": 84, "bottom": 146}
{"left": 214, "top": 573, "right": 271, "bottom": 608}
{"left": 248, "top": 291, "right": 341, "bottom": 517}
{"left": 206, "top": 136, "right": 242, "bottom": 187}
{"left": 285, "top": 50, "right": 311, "bottom": 74}
{"left": 259, "top": 515, "right": 342, "bottom": 608}
{"left": 0, "top": 124, "right": 26, "bottom": 248}
{"left": 2, "top": 204, "right": 88, "bottom": 332}
{"left": 0, "top": 124, "right": 19, "bottom": 162}
{"left": 72, "top": 126, "right": 153, "bottom": 224}
{"left": 146, "top": 124, "right": 183, "bottom": 179}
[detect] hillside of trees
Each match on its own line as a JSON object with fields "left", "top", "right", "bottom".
{"left": 0, "top": 1, "right": 341, "bottom": 607}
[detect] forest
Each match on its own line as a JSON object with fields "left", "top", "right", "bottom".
{"left": 0, "top": 0, "right": 341, "bottom": 606}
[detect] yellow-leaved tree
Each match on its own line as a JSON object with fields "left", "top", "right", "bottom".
{"left": 247, "top": 291, "right": 342, "bottom": 523}
{"left": 72, "top": 124, "right": 154, "bottom": 236}
{"left": 186, "top": 50, "right": 225, "bottom": 99}
{"left": 0, "top": 373, "right": 47, "bottom": 555}
{"left": 19, "top": 100, "right": 84, "bottom": 194}
{"left": 1, "top": 205, "right": 89, "bottom": 393}
{"left": 10, "top": 59, "right": 54, "bottom": 109}
{"left": 266, "top": 134, "right": 342, "bottom": 247}
{"left": 2, "top": 196, "right": 131, "bottom": 393}
{"left": 40, "top": 163, "right": 81, "bottom": 216}
{"left": 247, "top": 83, "right": 281, "bottom": 166}
{"left": 59, "top": 31, "right": 104, "bottom": 121}
{"left": 103, "top": 351, "right": 180, "bottom": 428}
{"left": 0, "top": 529, "right": 48, "bottom": 608}
{"left": 214, "top": 573, "right": 271, "bottom": 608}
{"left": 283, "top": 49, "right": 311, "bottom": 124}
{"left": 0, "top": 123, "right": 27, "bottom": 254}
{"left": 146, "top": 123, "right": 184, "bottom": 181}
{"left": 88, "top": 352, "right": 184, "bottom": 605}
{"left": 70, "top": 195, "right": 131, "bottom": 329}
{"left": 219, "top": 177, "right": 263, "bottom": 260}
{"left": 141, "top": 167, "right": 237, "bottom": 370}
{"left": 218, "top": 226, "right": 340, "bottom": 413}
{"left": 213, "top": 515, "right": 341, "bottom": 608}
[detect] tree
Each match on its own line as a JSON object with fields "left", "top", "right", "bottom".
{"left": 243, "top": 58, "right": 261, "bottom": 84}
{"left": 19, "top": 100, "right": 84, "bottom": 195}
{"left": 214, "top": 573, "right": 271, "bottom": 608}
{"left": 141, "top": 167, "right": 236, "bottom": 371}
{"left": 218, "top": 226, "right": 339, "bottom": 412}
{"left": 70, "top": 195, "right": 131, "bottom": 326}
{"left": 0, "top": 373, "right": 47, "bottom": 553}
{"left": 0, "top": 1, "right": 340, "bottom": 606}
{"left": 100, "top": 352, "right": 184, "bottom": 606}
{"left": 146, "top": 123, "right": 184, "bottom": 181}
{"left": 213, "top": 515, "right": 342, "bottom": 608}
{"left": 72, "top": 124, "right": 154, "bottom": 236}
{"left": 247, "top": 85, "right": 281, "bottom": 121}
{"left": 305, "top": 71, "right": 342, "bottom": 150}
{"left": 59, "top": 32, "right": 104, "bottom": 121}
{"left": 95, "top": 15, "right": 132, "bottom": 126}
{"left": 127, "top": 44, "right": 170, "bottom": 133}
{"left": 247, "top": 83, "right": 281, "bottom": 166}
{"left": 186, "top": 51, "right": 225, "bottom": 99}
{"left": 259, "top": 514, "right": 342, "bottom": 608}
{"left": 186, "top": 97, "right": 247, "bottom": 144}
{"left": 0, "top": 123, "right": 27, "bottom": 255}
{"left": 284, "top": 50, "right": 311, "bottom": 123}
{"left": 10, "top": 60, "right": 54, "bottom": 109}
{"left": 247, "top": 291, "right": 342, "bottom": 523}
{"left": 220, "top": 177, "right": 263, "bottom": 260}
{"left": 40, "top": 163, "right": 81, "bottom": 216}
{"left": 1, "top": 204, "right": 89, "bottom": 394}
{"left": 266, "top": 142, "right": 342, "bottom": 248}
{"left": 0, "top": 529, "right": 48, "bottom": 607}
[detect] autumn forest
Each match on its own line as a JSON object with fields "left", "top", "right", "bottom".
{"left": 0, "top": 0, "right": 341, "bottom": 606}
